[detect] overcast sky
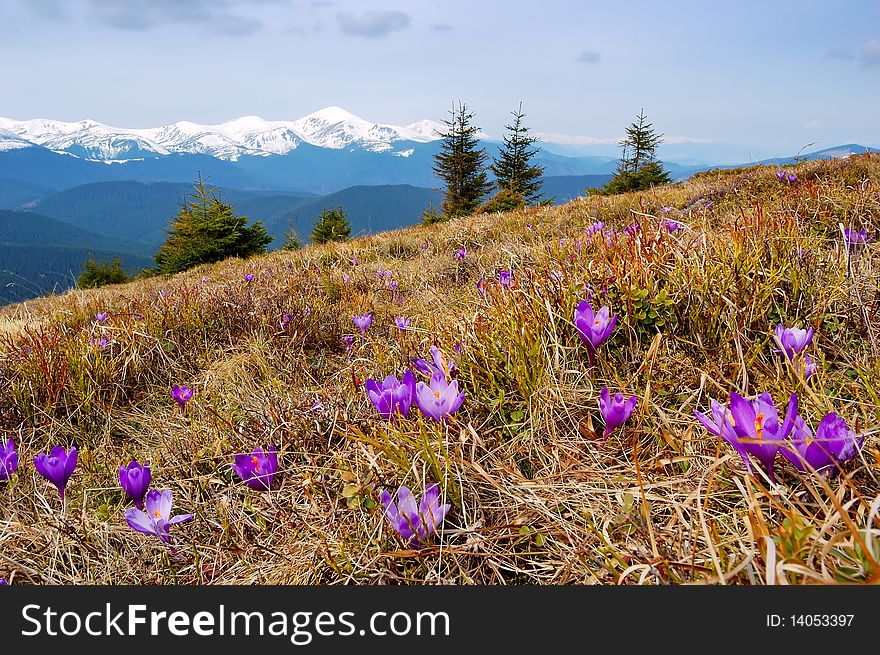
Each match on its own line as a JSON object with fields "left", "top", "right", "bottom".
{"left": 1, "top": 0, "right": 877, "bottom": 156}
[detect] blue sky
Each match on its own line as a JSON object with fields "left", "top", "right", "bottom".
{"left": 1, "top": 0, "right": 877, "bottom": 158}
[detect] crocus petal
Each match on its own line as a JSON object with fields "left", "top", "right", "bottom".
{"left": 124, "top": 508, "right": 156, "bottom": 535}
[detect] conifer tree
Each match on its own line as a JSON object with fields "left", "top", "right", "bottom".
{"left": 154, "top": 177, "right": 272, "bottom": 275}
{"left": 310, "top": 206, "right": 351, "bottom": 244}
{"left": 78, "top": 254, "right": 129, "bottom": 288}
{"left": 594, "top": 109, "right": 672, "bottom": 195}
{"left": 489, "top": 102, "right": 544, "bottom": 205}
{"left": 431, "top": 102, "right": 491, "bottom": 219}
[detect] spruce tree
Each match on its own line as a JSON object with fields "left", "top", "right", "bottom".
{"left": 594, "top": 109, "right": 672, "bottom": 195}
{"left": 78, "top": 254, "right": 129, "bottom": 288}
{"left": 310, "top": 206, "right": 351, "bottom": 244}
{"left": 489, "top": 102, "right": 544, "bottom": 205}
{"left": 154, "top": 177, "right": 272, "bottom": 275}
{"left": 431, "top": 102, "right": 491, "bottom": 219}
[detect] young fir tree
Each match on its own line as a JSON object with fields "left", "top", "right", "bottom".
{"left": 489, "top": 102, "right": 545, "bottom": 205}
{"left": 310, "top": 206, "right": 351, "bottom": 244}
{"left": 78, "top": 254, "right": 129, "bottom": 288}
{"left": 281, "top": 221, "right": 303, "bottom": 250}
{"left": 154, "top": 177, "right": 272, "bottom": 275}
{"left": 431, "top": 102, "right": 491, "bottom": 219}
{"left": 594, "top": 109, "right": 672, "bottom": 195}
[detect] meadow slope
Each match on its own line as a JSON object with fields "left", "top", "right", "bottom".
{"left": 0, "top": 155, "right": 878, "bottom": 585}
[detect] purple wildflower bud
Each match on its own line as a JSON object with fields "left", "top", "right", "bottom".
{"left": 170, "top": 384, "right": 194, "bottom": 407}
{"left": 350, "top": 257, "right": 359, "bottom": 265}
{"left": 476, "top": 277, "right": 485, "bottom": 296}
{"left": 353, "top": 313, "right": 373, "bottom": 334}
{"left": 125, "top": 489, "right": 193, "bottom": 543}
{"left": 90, "top": 336, "right": 110, "bottom": 349}
{"left": 366, "top": 371, "right": 415, "bottom": 421}
{"left": 95, "top": 312, "right": 108, "bottom": 323}
{"left": 706, "top": 202, "right": 714, "bottom": 211}
{"left": 415, "top": 371, "right": 465, "bottom": 422}
{"left": 421, "top": 242, "right": 429, "bottom": 250}
{"left": 573, "top": 299, "right": 618, "bottom": 368}
{"left": 385, "top": 279, "right": 399, "bottom": 290}
{"left": 0, "top": 578, "right": 6, "bottom": 586}
{"left": 662, "top": 220, "right": 681, "bottom": 232}
{"left": 844, "top": 227, "right": 871, "bottom": 246}
{"left": 232, "top": 445, "right": 279, "bottom": 491}
{"left": 624, "top": 223, "right": 641, "bottom": 236}
{"left": 245, "top": 273, "right": 255, "bottom": 283}
{"left": 776, "top": 170, "right": 787, "bottom": 181}
{"left": 598, "top": 387, "right": 638, "bottom": 445}
{"left": 119, "top": 461, "right": 151, "bottom": 510}
{"left": 781, "top": 412, "right": 863, "bottom": 474}
{"left": 773, "top": 324, "right": 814, "bottom": 362}
{"left": 801, "top": 354, "right": 818, "bottom": 378}
{"left": 201, "top": 276, "right": 209, "bottom": 283}
{"left": 499, "top": 270, "right": 512, "bottom": 288}
{"left": 787, "top": 173, "right": 797, "bottom": 183}
{"left": 280, "top": 312, "right": 293, "bottom": 329}
{"left": 526, "top": 223, "right": 533, "bottom": 230}
{"left": 586, "top": 221, "right": 605, "bottom": 235}
{"left": 33, "top": 446, "right": 78, "bottom": 500}
{"left": 0, "top": 439, "right": 18, "bottom": 483}
{"left": 455, "top": 248, "right": 467, "bottom": 260}
{"left": 342, "top": 335, "right": 354, "bottom": 352}
{"left": 394, "top": 316, "right": 411, "bottom": 331}
{"left": 380, "top": 483, "right": 450, "bottom": 548}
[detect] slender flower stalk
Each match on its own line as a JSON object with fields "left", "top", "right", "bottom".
{"left": 380, "top": 483, "right": 450, "bottom": 548}
{"left": 415, "top": 371, "right": 465, "bottom": 422}
{"left": 33, "top": 446, "right": 78, "bottom": 500}
{"left": 119, "top": 460, "right": 152, "bottom": 509}
{"left": 366, "top": 371, "right": 415, "bottom": 421}
{"left": 598, "top": 387, "right": 638, "bottom": 445}
{"left": 0, "top": 439, "right": 18, "bottom": 483}
{"left": 232, "top": 446, "right": 279, "bottom": 491}
{"left": 125, "top": 489, "right": 193, "bottom": 543}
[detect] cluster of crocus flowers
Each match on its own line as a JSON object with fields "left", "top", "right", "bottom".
{"left": 776, "top": 170, "right": 797, "bottom": 183}
{"left": 170, "top": 384, "right": 193, "bottom": 408}
{"left": 232, "top": 446, "right": 279, "bottom": 491}
{"left": 573, "top": 299, "right": 618, "bottom": 370}
{"left": 353, "top": 313, "right": 373, "bottom": 334}
{"left": 695, "top": 391, "right": 798, "bottom": 482}
{"left": 125, "top": 489, "right": 193, "bottom": 544}
{"left": 844, "top": 227, "right": 872, "bottom": 247}
{"left": 366, "top": 372, "right": 415, "bottom": 421}
{"left": 598, "top": 387, "right": 638, "bottom": 445}
{"left": 0, "top": 439, "right": 17, "bottom": 483}
{"left": 33, "top": 446, "right": 78, "bottom": 500}
{"left": 380, "top": 483, "right": 450, "bottom": 548}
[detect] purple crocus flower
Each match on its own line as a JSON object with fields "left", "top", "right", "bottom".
{"left": 90, "top": 336, "right": 109, "bottom": 350}
{"left": 119, "top": 460, "right": 151, "bottom": 509}
{"left": 781, "top": 412, "right": 863, "bottom": 474}
{"left": 598, "top": 387, "right": 638, "bottom": 445}
{"left": 476, "top": 277, "right": 485, "bottom": 296}
{"left": 353, "top": 313, "right": 373, "bottom": 334}
{"left": 280, "top": 312, "right": 293, "bottom": 329}
{"left": 787, "top": 173, "right": 797, "bottom": 183}
{"left": 660, "top": 206, "right": 673, "bottom": 214}
{"left": 342, "top": 335, "right": 354, "bottom": 353}
{"left": 662, "top": 220, "right": 681, "bottom": 232}
{"left": 232, "top": 445, "right": 279, "bottom": 491}
{"left": 573, "top": 299, "right": 618, "bottom": 369}
{"left": 394, "top": 316, "right": 411, "bottom": 331}
{"left": 706, "top": 202, "right": 714, "bottom": 211}
{"left": 585, "top": 221, "right": 605, "bottom": 236}
{"left": 380, "top": 483, "right": 450, "bottom": 548}
{"left": 385, "top": 279, "right": 399, "bottom": 290}
{"left": 844, "top": 227, "right": 871, "bottom": 246}
{"left": 415, "top": 371, "right": 465, "bottom": 422}
{"left": 0, "top": 578, "right": 6, "bottom": 585}
{"left": 411, "top": 345, "right": 456, "bottom": 378}
{"left": 773, "top": 324, "right": 814, "bottom": 362}
{"left": 499, "top": 270, "right": 512, "bottom": 288}
{"left": 350, "top": 257, "right": 359, "bottom": 265}
{"left": 455, "top": 248, "right": 467, "bottom": 260}
{"left": 342, "top": 274, "right": 351, "bottom": 283}
{"left": 245, "top": 273, "right": 255, "bottom": 283}
{"left": 624, "top": 223, "right": 641, "bottom": 236}
{"left": 366, "top": 371, "right": 415, "bottom": 421}
{"left": 201, "top": 276, "right": 209, "bottom": 283}
{"left": 33, "top": 446, "right": 78, "bottom": 500}
{"left": 170, "top": 384, "right": 193, "bottom": 407}
{"left": 125, "top": 489, "right": 193, "bottom": 543}
{"left": 0, "top": 439, "right": 18, "bottom": 483}
{"left": 95, "top": 312, "right": 108, "bottom": 323}
{"left": 801, "top": 354, "right": 818, "bottom": 378}
{"left": 776, "top": 170, "right": 787, "bottom": 181}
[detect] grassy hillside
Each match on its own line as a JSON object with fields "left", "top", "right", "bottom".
{"left": 0, "top": 155, "right": 877, "bottom": 585}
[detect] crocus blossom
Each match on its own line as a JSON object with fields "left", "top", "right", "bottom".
{"left": 95, "top": 312, "right": 108, "bottom": 323}
{"left": 124, "top": 489, "right": 193, "bottom": 543}
{"left": 342, "top": 335, "right": 354, "bottom": 353}
{"left": 573, "top": 299, "right": 617, "bottom": 368}
{"left": 624, "top": 223, "right": 641, "bottom": 236}
{"left": 411, "top": 345, "right": 456, "bottom": 378}
{"left": 844, "top": 227, "right": 872, "bottom": 246}
{"left": 33, "top": 446, "right": 78, "bottom": 500}
{"left": 476, "top": 278, "right": 485, "bottom": 296}
{"left": 0, "top": 578, "right": 6, "bottom": 586}
{"left": 773, "top": 324, "right": 814, "bottom": 361}
{"left": 119, "top": 460, "right": 151, "bottom": 509}
{"left": 787, "top": 173, "right": 797, "bottom": 183}
{"left": 366, "top": 371, "right": 415, "bottom": 421}
{"left": 380, "top": 483, "right": 450, "bottom": 548}
{"left": 170, "top": 384, "right": 193, "bottom": 407}
{"left": 801, "top": 354, "right": 818, "bottom": 378}
{"left": 353, "top": 313, "right": 373, "bottom": 334}
{"left": 585, "top": 222, "right": 605, "bottom": 235}
{"left": 598, "top": 387, "right": 638, "bottom": 445}
{"left": 662, "top": 220, "right": 681, "bottom": 232}
{"left": 776, "top": 170, "right": 787, "bottom": 181}
{"left": 455, "top": 248, "right": 467, "bottom": 260}
{"left": 0, "top": 439, "right": 17, "bottom": 483}
{"left": 394, "top": 316, "right": 411, "bottom": 331}
{"left": 499, "top": 270, "right": 512, "bottom": 288}
{"left": 415, "top": 371, "right": 465, "bottom": 422}
{"left": 232, "top": 446, "right": 279, "bottom": 491}
{"left": 780, "top": 412, "right": 863, "bottom": 475}
{"left": 245, "top": 273, "right": 255, "bottom": 282}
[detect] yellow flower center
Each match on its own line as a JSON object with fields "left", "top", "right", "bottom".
{"left": 755, "top": 413, "right": 765, "bottom": 440}
{"left": 152, "top": 510, "right": 161, "bottom": 518}
{"left": 434, "top": 390, "right": 441, "bottom": 398}
{"left": 251, "top": 455, "right": 260, "bottom": 470}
